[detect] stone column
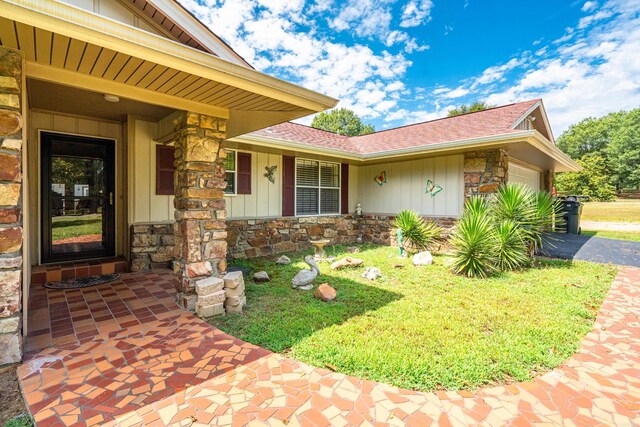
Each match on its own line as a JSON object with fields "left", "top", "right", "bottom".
{"left": 0, "top": 48, "right": 23, "bottom": 365}
{"left": 543, "top": 169, "right": 554, "bottom": 193}
{"left": 463, "top": 149, "right": 508, "bottom": 198}
{"left": 173, "top": 112, "right": 228, "bottom": 310}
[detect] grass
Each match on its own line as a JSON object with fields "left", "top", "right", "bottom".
{"left": 51, "top": 214, "right": 102, "bottom": 241}
{"left": 582, "top": 230, "right": 640, "bottom": 242}
{"left": 3, "top": 415, "right": 32, "bottom": 427}
{"left": 581, "top": 199, "right": 640, "bottom": 222}
{"left": 212, "top": 245, "right": 616, "bottom": 392}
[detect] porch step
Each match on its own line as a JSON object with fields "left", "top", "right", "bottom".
{"left": 31, "top": 257, "right": 128, "bottom": 285}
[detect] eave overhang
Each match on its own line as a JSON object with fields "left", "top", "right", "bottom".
{"left": 0, "top": 0, "right": 338, "bottom": 137}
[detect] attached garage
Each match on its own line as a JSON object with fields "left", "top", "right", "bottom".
{"left": 509, "top": 162, "right": 541, "bottom": 190}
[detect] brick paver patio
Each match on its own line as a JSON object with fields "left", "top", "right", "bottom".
{"left": 18, "top": 267, "right": 640, "bottom": 426}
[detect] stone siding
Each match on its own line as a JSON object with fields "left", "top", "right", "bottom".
{"left": 0, "top": 47, "right": 23, "bottom": 366}
{"left": 129, "top": 223, "right": 175, "bottom": 272}
{"left": 226, "top": 216, "right": 360, "bottom": 260}
{"left": 463, "top": 150, "right": 508, "bottom": 197}
{"left": 360, "top": 215, "right": 457, "bottom": 246}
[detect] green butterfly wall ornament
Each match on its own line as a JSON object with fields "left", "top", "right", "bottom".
{"left": 264, "top": 165, "right": 277, "bottom": 184}
{"left": 426, "top": 179, "right": 443, "bottom": 197}
{"left": 374, "top": 171, "right": 387, "bottom": 186}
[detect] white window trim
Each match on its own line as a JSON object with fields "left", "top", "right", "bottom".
{"left": 294, "top": 157, "right": 341, "bottom": 216}
{"left": 224, "top": 149, "right": 237, "bottom": 196}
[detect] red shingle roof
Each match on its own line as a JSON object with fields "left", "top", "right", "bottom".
{"left": 249, "top": 99, "right": 541, "bottom": 155}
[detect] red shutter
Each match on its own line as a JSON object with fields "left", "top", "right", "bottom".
{"left": 237, "top": 152, "right": 252, "bottom": 194}
{"left": 282, "top": 156, "right": 295, "bottom": 216}
{"left": 156, "top": 145, "right": 175, "bottom": 195}
{"left": 341, "top": 163, "right": 349, "bottom": 214}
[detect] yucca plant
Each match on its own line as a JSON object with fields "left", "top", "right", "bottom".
{"left": 526, "top": 190, "right": 562, "bottom": 255}
{"left": 494, "top": 219, "right": 529, "bottom": 271}
{"left": 450, "top": 197, "right": 498, "bottom": 278}
{"left": 393, "top": 209, "right": 442, "bottom": 253}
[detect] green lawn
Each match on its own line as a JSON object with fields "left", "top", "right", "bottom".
{"left": 582, "top": 230, "right": 640, "bottom": 242}
{"left": 581, "top": 200, "right": 640, "bottom": 222}
{"left": 51, "top": 214, "right": 102, "bottom": 241}
{"left": 212, "top": 245, "right": 616, "bottom": 392}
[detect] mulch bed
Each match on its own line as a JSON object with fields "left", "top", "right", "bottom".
{"left": 0, "top": 366, "right": 30, "bottom": 425}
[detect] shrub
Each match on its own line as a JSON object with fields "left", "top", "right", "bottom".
{"left": 494, "top": 220, "right": 529, "bottom": 271}
{"left": 450, "top": 197, "right": 498, "bottom": 278}
{"left": 451, "top": 184, "right": 561, "bottom": 277}
{"left": 393, "top": 209, "right": 442, "bottom": 253}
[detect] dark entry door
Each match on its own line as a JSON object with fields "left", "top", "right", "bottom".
{"left": 41, "top": 132, "right": 115, "bottom": 263}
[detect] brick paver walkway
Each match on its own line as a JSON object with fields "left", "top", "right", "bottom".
{"left": 19, "top": 267, "right": 640, "bottom": 426}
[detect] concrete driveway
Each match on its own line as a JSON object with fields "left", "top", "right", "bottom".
{"left": 540, "top": 233, "right": 640, "bottom": 267}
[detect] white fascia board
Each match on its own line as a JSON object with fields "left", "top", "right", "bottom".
{"left": 232, "top": 132, "right": 534, "bottom": 162}
{"left": 511, "top": 100, "right": 555, "bottom": 144}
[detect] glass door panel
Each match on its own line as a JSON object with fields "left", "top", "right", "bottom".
{"left": 41, "top": 133, "right": 115, "bottom": 262}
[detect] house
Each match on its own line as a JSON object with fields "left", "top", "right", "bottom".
{"left": 0, "top": 0, "right": 579, "bottom": 365}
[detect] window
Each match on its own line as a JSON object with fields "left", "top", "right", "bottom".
{"left": 225, "top": 150, "right": 236, "bottom": 194}
{"left": 295, "top": 159, "right": 340, "bottom": 215}
{"left": 156, "top": 145, "right": 175, "bottom": 195}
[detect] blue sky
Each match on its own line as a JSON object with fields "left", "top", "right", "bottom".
{"left": 179, "top": 0, "right": 640, "bottom": 136}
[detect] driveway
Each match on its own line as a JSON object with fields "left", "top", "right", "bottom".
{"left": 540, "top": 233, "right": 640, "bottom": 267}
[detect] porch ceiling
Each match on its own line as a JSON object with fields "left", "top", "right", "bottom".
{"left": 0, "top": 0, "right": 337, "bottom": 137}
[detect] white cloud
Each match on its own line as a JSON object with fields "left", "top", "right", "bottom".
{"left": 581, "top": 1, "right": 598, "bottom": 12}
{"left": 400, "top": 0, "right": 434, "bottom": 27}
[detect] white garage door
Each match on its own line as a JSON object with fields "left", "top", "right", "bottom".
{"left": 509, "top": 163, "right": 541, "bottom": 190}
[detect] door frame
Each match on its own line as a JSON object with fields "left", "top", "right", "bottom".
{"left": 40, "top": 132, "right": 116, "bottom": 263}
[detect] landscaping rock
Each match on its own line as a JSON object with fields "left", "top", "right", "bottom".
{"left": 276, "top": 255, "right": 291, "bottom": 265}
{"left": 223, "top": 271, "right": 244, "bottom": 289}
{"left": 361, "top": 267, "right": 382, "bottom": 281}
{"left": 330, "top": 256, "right": 363, "bottom": 270}
{"left": 314, "top": 283, "right": 336, "bottom": 302}
{"left": 254, "top": 271, "right": 271, "bottom": 282}
{"left": 412, "top": 251, "right": 433, "bottom": 266}
{"left": 346, "top": 246, "right": 360, "bottom": 253}
{"left": 196, "top": 302, "right": 225, "bottom": 318}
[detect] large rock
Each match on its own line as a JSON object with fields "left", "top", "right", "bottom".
{"left": 412, "top": 251, "right": 433, "bottom": 266}
{"left": 361, "top": 267, "right": 382, "bottom": 281}
{"left": 330, "top": 256, "right": 363, "bottom": 270}
{"left": 253, "top": 271, "right": 270, "bottom": 282}
{"left": 276, "top": 255, "right": 291, "bottom": 265}
{"left": 314, "top": 283, "right": 336, "bottom": 302}
{"left": 223, "top": 271, "right": 244, "bottom": 289}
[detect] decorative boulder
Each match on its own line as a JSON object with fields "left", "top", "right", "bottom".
{"left": 412, "top": 251, "right": 433, "bottom": 266}
{"left": 254, "top": 271, "right": 271, "bottom": 282}
{"left": 276, "top": 255, "right": 291, "bottom": 265}
{"left": 330, "top": 256, "right": 363, "bottom": 270}
{"left": 361, "top": 267, "right": 382, "bottom": 281}
{"left": 314, "top": 283, "right": 337, "bottom": 302}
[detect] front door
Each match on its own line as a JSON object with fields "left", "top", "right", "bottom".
{"left": 41, "top": 132, "right": 116, "bottom": 263}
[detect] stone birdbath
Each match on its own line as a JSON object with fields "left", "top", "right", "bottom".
{"left": 310, "top": 238, "right": 330, "bottom": 260}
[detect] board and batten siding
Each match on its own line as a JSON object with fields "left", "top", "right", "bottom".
{"left": 357, "top": 155, "right": 464, "bottom": 217}
{"left": 28, "top": 110, "right": 124, "bottom": 262}
{"left": 227, "top": 152, "right": 282, "bottom": 219}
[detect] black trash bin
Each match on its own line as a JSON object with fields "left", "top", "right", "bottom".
{"left": 559, "top": 196, "right": 584, "bottom": 234}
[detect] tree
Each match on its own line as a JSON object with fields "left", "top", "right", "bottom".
{"left": 447, "top": 101, "right": 496, "bottom": 117}
{"left": 606, "top": 109, "right": 640, "bottom": 189}
{"left": 555, "top": 107, "right": 640, "bottom": 190}
{"left": 554, "top": 154, "right": 616, "bottom": 201}
{"left": 311, "top": 108, "right": 375, "bottom": 136}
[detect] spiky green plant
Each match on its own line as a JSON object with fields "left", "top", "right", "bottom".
{"left": 495, "top": 219, "right": 529, "bottom": 271}
{"left": 393, "top": 209, "right": 442, "bottom": 253}
{"left": 450, "top": 197, "right": 498, "bottom": 278}
{"left": 492, "top": 183, "right": 533, "bottom": 224}
{"left": 526, "top": 190, "right": 563, "bottom": 255}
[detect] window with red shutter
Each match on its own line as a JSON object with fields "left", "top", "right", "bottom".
{"left": 237, "top": 152, "right": 252, "bottom": 194}
{"left": 341, "top": 163, "right": 349, "bottom": 214}
{"left": 156, "top": 145, "right": 175, "bottom": 195}
{"left": 282, "top": 156, "right": 295, "bottom": 216}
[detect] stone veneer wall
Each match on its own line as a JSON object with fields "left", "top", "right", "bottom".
{"left": 129, "top": 223, "right": 175, "bottom": 272}
{"left": 360, "top": 215, "right": 458, "bottom": 246}
{"left": 226, "top": 216, "right": 360, "bottom": 260}
{"left": 463, "top": 150, "right": 508, "bottom": 197}
{"left": 0, "top": 48, "right": 23, "bottom": 365}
